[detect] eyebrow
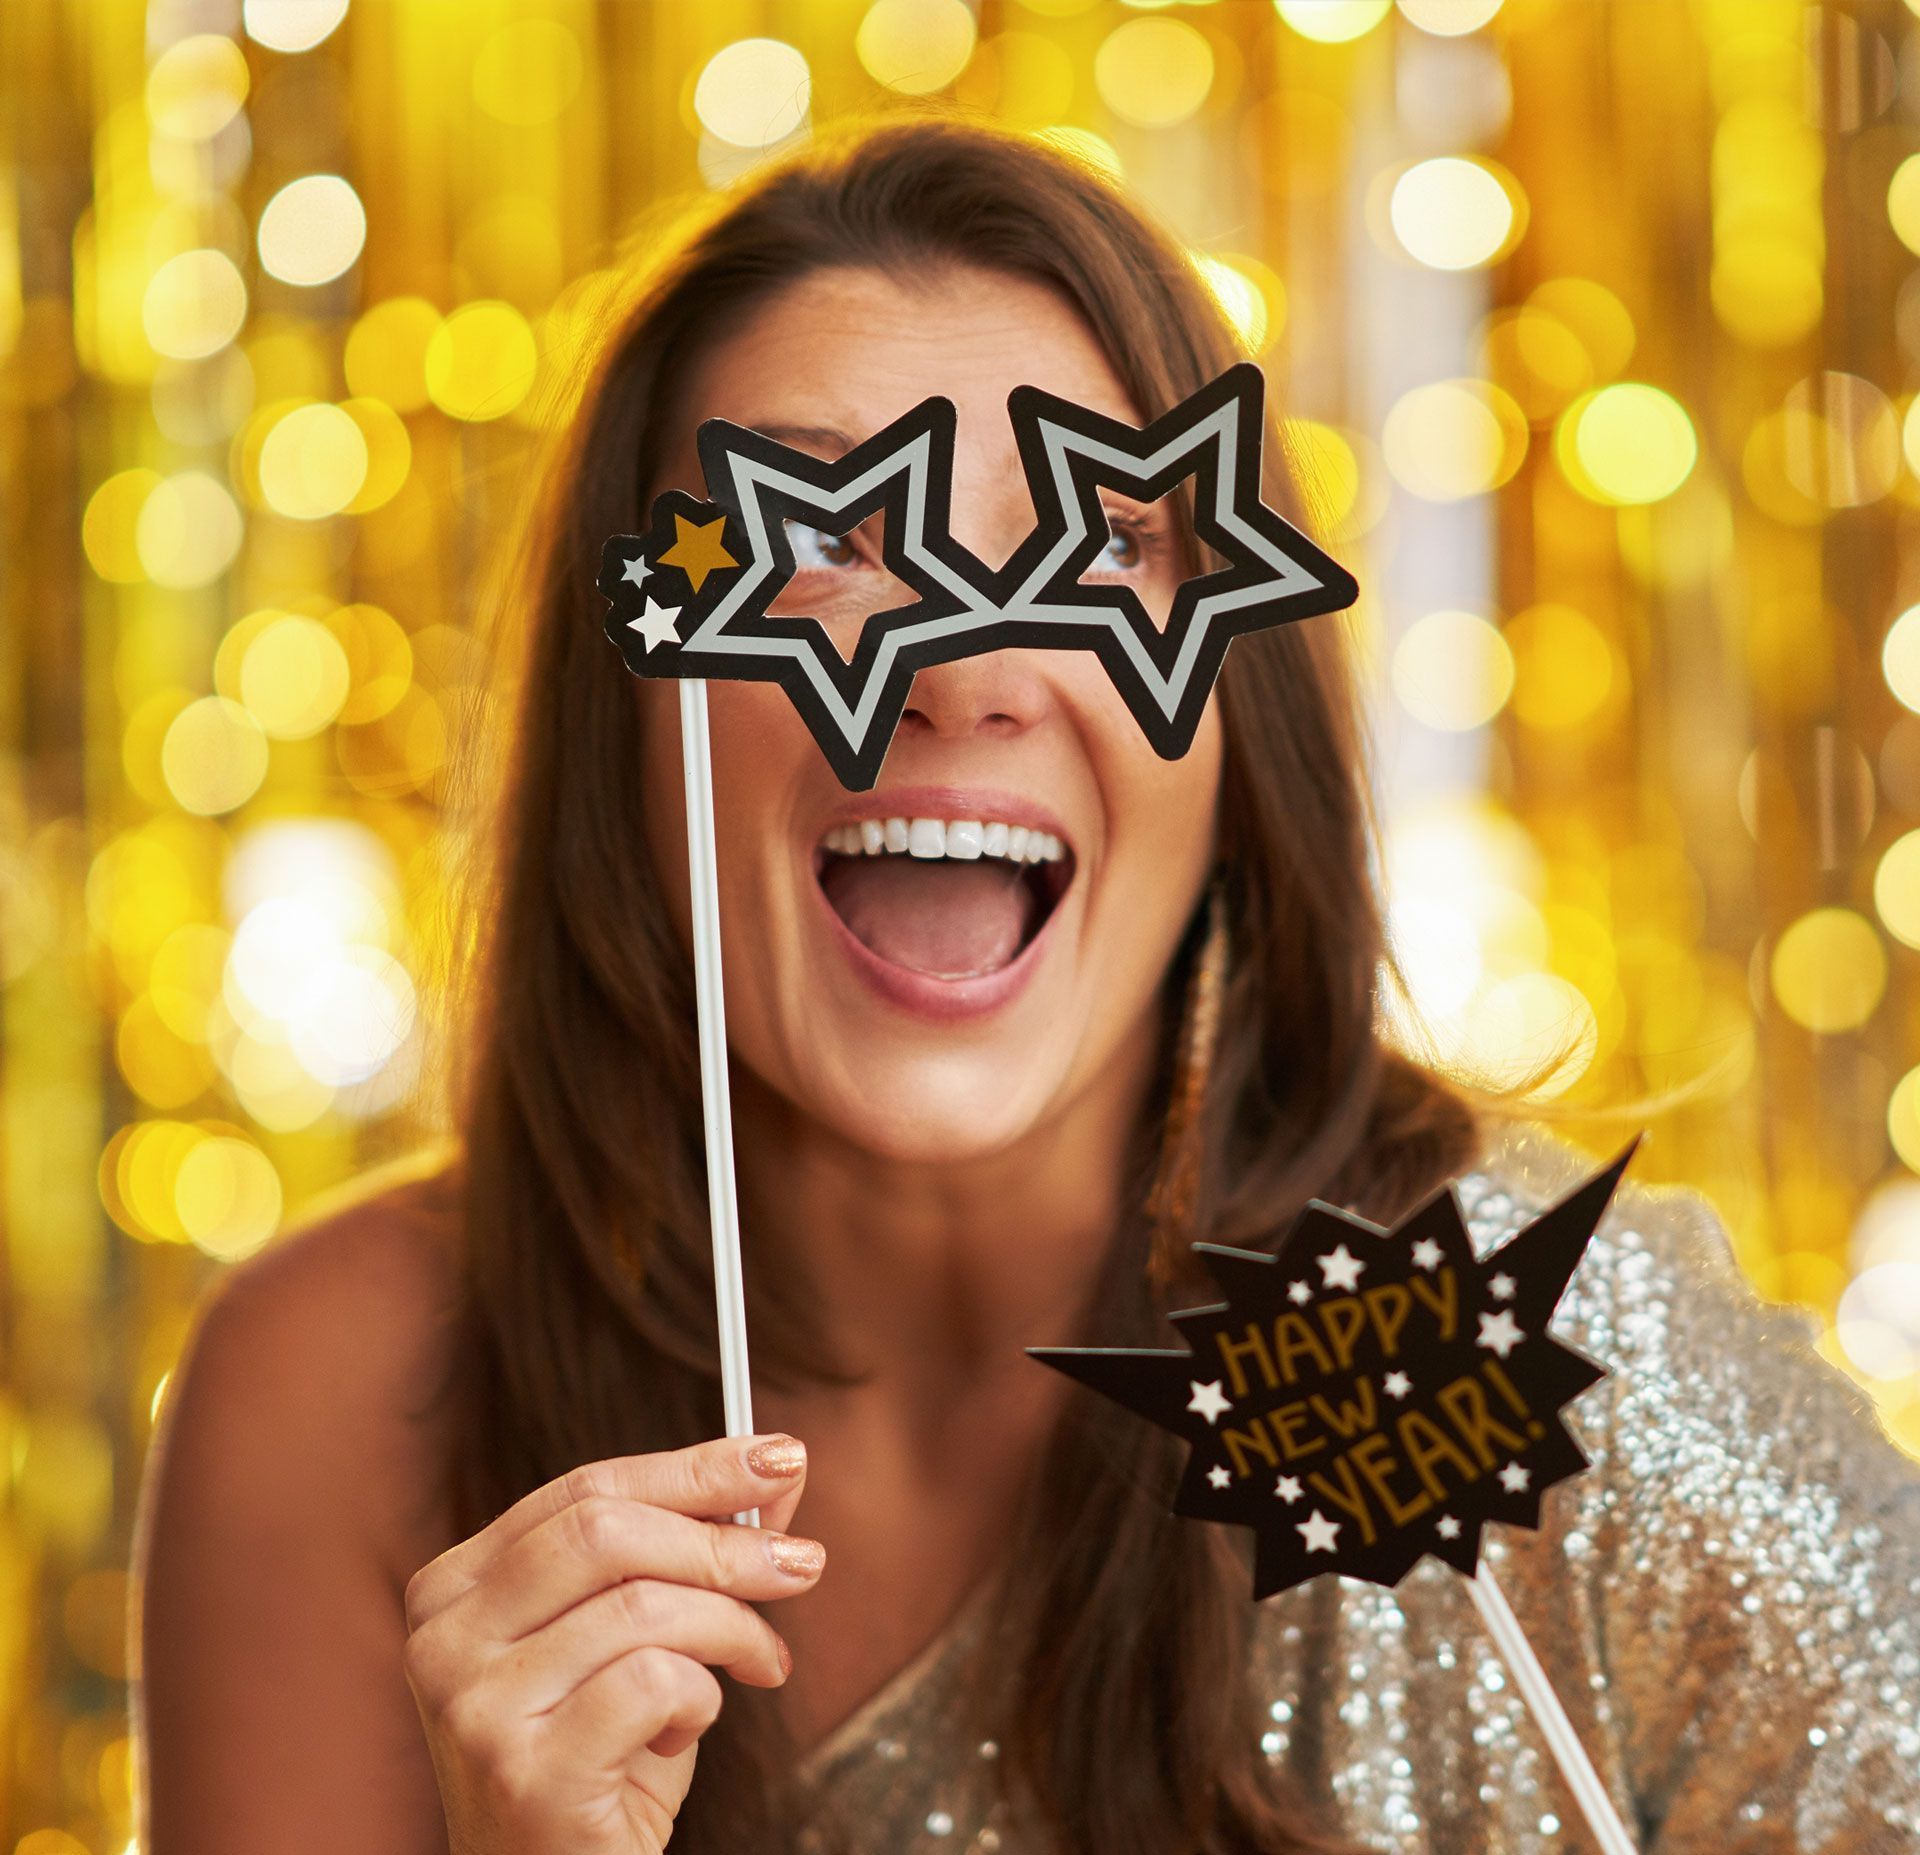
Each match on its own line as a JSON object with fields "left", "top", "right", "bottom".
{"left": 749, "top": 420, "right": 858, "bottom": 456}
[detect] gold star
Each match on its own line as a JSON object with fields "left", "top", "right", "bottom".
{"left": 659, "top": 513, "right": 737, "bottom": 592}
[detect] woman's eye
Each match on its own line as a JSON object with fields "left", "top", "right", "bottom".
{"left": 1090, "top": 517, "right": 1147, "bottom": 575}
{"left": 785, "top": 520, "right": 861, "bottom": 570}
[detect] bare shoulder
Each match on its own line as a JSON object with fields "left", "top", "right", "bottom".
{"left": 151, "top": 1143, "right": 469, "bottom": 1579}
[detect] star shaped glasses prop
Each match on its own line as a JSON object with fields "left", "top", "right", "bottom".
{"left": 597, "top": 362, "right": 1358, "bottom": 791}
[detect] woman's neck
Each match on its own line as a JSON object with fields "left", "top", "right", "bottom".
{"left": 733, "top": 1006, "right": 1162, "bottom": 1399}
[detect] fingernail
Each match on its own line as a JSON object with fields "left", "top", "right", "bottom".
{"left": 745, "top": 1435, "right": 807, "bottom": 1479}
{"left": 768, "top": 1534, "right": 826, "bottom": 1579}
{"left": 776, "top": 1634, "right": 793, "bottom": 1680}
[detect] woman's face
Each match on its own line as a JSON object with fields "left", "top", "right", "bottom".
{"left": 640, "top": 263, "right": 1223, "bottom": 1165}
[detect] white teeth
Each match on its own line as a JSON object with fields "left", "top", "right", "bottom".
{"left": 820, "top": 815, "right": 1067, "bottom": 864}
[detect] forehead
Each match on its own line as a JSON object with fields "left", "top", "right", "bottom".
{"left": 670, "top": 263, "right": 1145, "bottom": 449}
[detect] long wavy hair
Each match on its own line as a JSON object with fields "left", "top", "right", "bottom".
{"left": 438, "top": 115, "right": 1478, "bottom": 1854}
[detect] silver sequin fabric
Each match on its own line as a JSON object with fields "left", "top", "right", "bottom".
{"left": 785, "top": 1127, "right": 1920, "bottom": 1853}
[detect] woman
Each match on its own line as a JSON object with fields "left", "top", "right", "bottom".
{"left": 133, "top": 118, "right": 1920, "bottom": 1855}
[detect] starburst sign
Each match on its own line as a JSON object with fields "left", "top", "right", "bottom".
{"left": 596, "top": 363, "right": 1358, "bottom": 791}
{"left": 1030, "top": 1145, "right": 1638, "bottom": 1600}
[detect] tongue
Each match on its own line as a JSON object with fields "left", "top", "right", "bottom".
{"left": 820, "top": 856, "right": 1038, "bottom": 978}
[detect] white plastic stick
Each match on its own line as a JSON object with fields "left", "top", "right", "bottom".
{"left": 678, "top": 680, "right": 759, "bottom": 1527}
{"left": 1467, "top": 1569, "right": 1638, "bottom": 1854}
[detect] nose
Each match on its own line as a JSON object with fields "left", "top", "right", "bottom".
{"left": 894, "top": 646, "right": 1053, "bottom": 748}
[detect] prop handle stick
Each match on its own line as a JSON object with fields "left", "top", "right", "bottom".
{"left": 678, "top": 679, "right": 760, "bottom": 1528}
{"left": 1467, "top": 1569, "right": 1637, "bottom": 1854}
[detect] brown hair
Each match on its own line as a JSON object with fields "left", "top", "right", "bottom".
{"left": 443, "top": 114, "right": 1477, "bottom": 1854}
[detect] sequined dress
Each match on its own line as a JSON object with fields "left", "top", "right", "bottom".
{"left": 783, "top": 1128, "right": 1920, "bottom": 1853}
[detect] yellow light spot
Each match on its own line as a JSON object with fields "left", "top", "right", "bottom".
{"left": 693, "top": 39, "right": 812, "bottom": 148}
{"left": 1504, "top": 603, "right": 1614, "bottom": 730}
{"left": 1284, "top": 419, "right": 1362, "bottom": 535}
{"left": 1382, "top": 379, "right": 1527, "bottom": 501}
{"left": 243, "top": 0, "right": 347, "bottom": 52}
{"left": 1712, "top": 234, "right": 1823, "bottom": 349}
{"left": 340, "top": 397, "right": 410, "bottom": 512}
{"left": 1390, "top": 610, "right": 1514, "bottom": 731}
{"left": 240, "top": 613, "right": 352, "bottom": 738}
{"left": 1781, "top": 371, "right": 1899, "bottom": 508}
{"left": 1889, "top": 1067, "right": 1920, "bottom": 1173}
{"left": 175, "top": 1136, "right": 283, "bottom": 1261}
{"left": 135, "top": 470, "right": 244, "bottom": 588}
{"left": 161, "top": 696, "right": 269, "bottom": 815}
{"left": 1196, "top": 255, "right": 1274, "bottom": 352}
{"left": 225, "top": 1030, "right": 337, "bottom": 1131}
{"left": 143, "top": 248, "right": 247, "bottom": 360}
{"left": 257, "top": 174, "right": 366, "bottom": 287}
{"left": 1480, "top": 306, "right": 1591, "bottom": 423}
{"left": 857, "top": 0, "right": 978, "bottom": 95}
{"left": 344, "top": 297, "right": 442, "bottom": 412}
{"left": 1770, "top": 907, "right": 1885, "bottom": 1033}
{"left": 1890, "top": 153, "right": 1920, "bottom": 258}
{"left": 116, "top": 994, "right": 216, "bottom": 1109}
{"left": 425, "top": 301, "right": 537, "bottom": 422}
{"left": 329, "top": 603, "right": 414, "bottom": 722}
{"left": 1465, "top": 972, "right": 1599, "bottom": 1099}
{"left": 1275, "top": 0, "right": 1392, "bottom": 41}
{"left": 1884, "top": 606, "right": 1920, "bottom": 714}
{"left": 119, "top": 1119, "right": 204, "bottom": 1241}
{"left": 1556, "top": 383, "right": 1697, "bottom": 505}
{"left": 660, "top": 513, "right": 738, "bottom": 592}
{"left": 1874, "top": 829, "right": 1920, "bottom": 948}
{"left": 258, "top": 401, "right": 368, "bottom": 519}
{"left": 473, "top": 19, "right": 584, "bottom": 124}
{"left": 1397, "top": 0, "right": 1503, "bottom": 32}
{"left": 150, "top": 922, "right": 231, "bottom": 1042}
{"left": 1527, "top": 277, "right": 1634, "bottom": 380}
{"left": 1389, "top": 157, "right": 1520, "bottom": 270}
{"left": 83, "top": 468, "right": 160, "bottom": 583}
{"left": 150, "top": 1369, "right": 173, "bottom": 1424}
{"left": 146, "top": 34, "right": 250, "bottom": 140}
{"left": 1035, "top": 126, "right": 1124, "bottom": 183}
{"left": 1093, "top": 18, "right": 1214, "bottom": 127}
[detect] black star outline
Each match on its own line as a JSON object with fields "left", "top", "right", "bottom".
{"left": 597, "top": 362, "right": 1359, "bottom": 790}
{"left": 1027, "top": 1143, "right": 1639, "bottom": 1601}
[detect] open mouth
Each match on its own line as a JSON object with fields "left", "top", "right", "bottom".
{"left": 814, "top": 815, "right": 1075, "bottom": 981}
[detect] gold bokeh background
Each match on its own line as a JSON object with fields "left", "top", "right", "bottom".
{"left": 7, "top": 0, "right": 1920, "bottom": 1847}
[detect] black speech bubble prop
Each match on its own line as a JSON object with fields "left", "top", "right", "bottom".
{"left": 1028, "top": 1143, "right": 1637, "bottom": 1600}
{"left": 597, "top": 362, "right": 1359, "bottom": 790}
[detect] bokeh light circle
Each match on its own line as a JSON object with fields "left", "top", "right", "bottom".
{"left": 257, "top": 402, "right": 369, "bottom": 518}
{"left": 244, "top": 0, "right": 348, "bottom": 52}
{"left": 257, "top": 175, "right": 367, "bottom": 286}
{"left": 1093, "top": 18, "right": 1214, "bottom": 128}
{"left": 1276, "top": 0, "right": 1393, "bottom": 42}
{"left": 143, "top": 249, "right": 248, "bottom": 361}
{"left": 1873, "top": 829, "right": 1920, "bottom": 948}
{"left": 1382, "top": 379, "right": 1526, "bottom": 500}
{"left": 425, "top": 301, "right": 538, "bottom": 422}
{"left": 1389, "top": 158, "right": 1518, "bottom": 270}
{"left": 135, "top": 471, "right": 244, "bottom": 587}
{"left": 174, "top": 1136, "right": 282, "bottom": 1261}
{"left": 473, "top": 20, "right": 585, "bottom": 124}
{"left": 239, "top": 615, "right": 353, "bottom": 738}
{"left": 1769, "top": 907, "right": 1886, "bottom": 1032}
{"left": 1556, "top": 383, "right": 1697, "bottom": 505}
{"left": 694, "top": 39, "right": 812, "bottom": 148}
{"left": 1883, "top": 605, "right": 1920, "bottom": 714}
{"left": 856, "top": 0, "right": 978, "bottom": 95}
{"left": 160, "top": 697, "right": 270, "bottom": 816}
{"left": 1391, "top": 610, "right": 1515, "bottom": 731}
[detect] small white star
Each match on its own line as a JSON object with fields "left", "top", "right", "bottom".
{"left": 1187, "top": 1379, "right": 1232, "bottom": 1425}
{"left": 1383, "top": 1370, "right": 1413, "bottom": 1401}
{"left": 628, "top": 595, "right": 682, "bottom": 650}
{"left": 620, "top": 553, "right": 653, "bottom": 588}
{"left": 1410, "top": 1236, "right": 1444, "bottom": 1272}
{"left": 1275, "top": 1475, "right": 1303, "bottom": 1503}
{"left": 1287, "top": 1279, "right": 1313, "bottom": 1305}
{"left": 1498, "top": 1461, "right": 1531, "bottom": 1494}
{"left": 1477, "top": 1308, "right": 1525, "bottom": 1359}
{"left": 1489, "top": 1271, "right": 1516, "bottom": 1301}
{"left": 1297, "top": 1509, "right": 1341, "bottom": 1554}
{"left": 1207, "top": 1464, "right": 1231, "bottom": 1490}
{"left": 1317, "top": 1244, "right": 1364, "bottom": 1292}
{"left": 1436, "top": 1514, "right": 1462, "bottom": 1540}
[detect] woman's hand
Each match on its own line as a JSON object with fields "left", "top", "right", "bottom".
{"left": 401, "top": 1433, "right": 820, "bottom": 1854}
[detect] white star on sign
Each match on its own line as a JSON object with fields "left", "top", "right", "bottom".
{"left": 1477, "top": 1308, "right": 1524, "bottom": 1359}
{"left": 1498, "top": 1461, "right": 1531, "bottom": 1494}
{"left": 1383, "top": 1370, "right": 1413, "bottom": 1400}
{"left": 1297, "top": 1509, "right": 1341, "bottom": 1553}
{"left": 1317, "top": 1244, "right": 1364, "bottom": 1291}
{"left": 1275, "top": 1475, "right": 1303, "bottom": 1503}
{"left": 1436, "top": 1514, "right": 1462, "bottom": 1540}
{"left": 620, "top": 553, "right": 653, "bottom": 589}
{"left": 628, "top": 596, "right": 683, "bottom": 650}
{"left": 1207, "top": 1464, "right": 1231, "bottom": 1490}
{"left": 1287, "top": 1279, "right": 1313, "bottom": 1305}
{"left": 1489, "top": 1271, "right": 1516, "bottom": 1300}
{"left": 1410, "top": 1237, "right": 1444, "bottom": 1272}
{"left": 1187, "top": 1379, "right": 1232, "bottom": 1424}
